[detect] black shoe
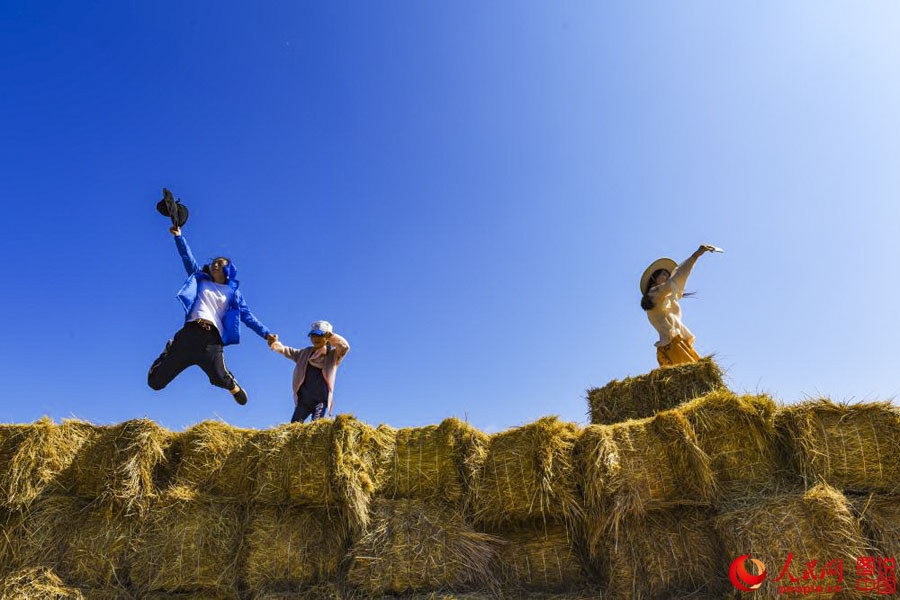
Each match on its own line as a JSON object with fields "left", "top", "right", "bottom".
{"left": 232, "top": 387, "right": 248, "bottom": 406}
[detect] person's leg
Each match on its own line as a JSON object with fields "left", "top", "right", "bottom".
{"left": 291, "top": 402, "right": 313, "bottom": 423}
{"left": 196, "top": 336, "right": 246, "bottom": 404}
{"left": 310, "top": 402, "right": 326, "bottom": 421}
{"left": 148, "top": 329, "right": 193, "bottom": 390}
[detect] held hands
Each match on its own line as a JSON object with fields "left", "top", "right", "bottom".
{"left": 266, "top": 333, "right": 281, "bottom": 351}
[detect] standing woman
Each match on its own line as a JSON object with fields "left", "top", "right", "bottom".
{"left": 640, "top": 244, "right": 719, "bottom": 367}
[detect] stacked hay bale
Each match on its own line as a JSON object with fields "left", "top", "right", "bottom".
{"left": 470, "top": 417, "right": 590, "bottom": 595}
{"left": 716, "top": 483, "right": 868, "bottom": 600}
{"left": 347, "top": 418, "right": 497, "bottom": 596}
{"left": 587, "top": 356, "right": 725, "bottom": 424}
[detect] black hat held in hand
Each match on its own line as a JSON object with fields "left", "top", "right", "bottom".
{"left": 156, "top": 188, "right": 189, "bottom": 227}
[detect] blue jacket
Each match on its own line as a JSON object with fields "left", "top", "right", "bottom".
{"left": 173, "top": 234, "right": 271, "bottom": 346}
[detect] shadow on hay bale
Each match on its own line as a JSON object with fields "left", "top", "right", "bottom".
{"left": 244, "top": 505, "right": 348, "bottom": 593}
{"left": 472, "top": 417, "right": 582, "bottom": 529}
{"left": 850, "top": 493, "right": 900, "bottom": 560}
{"left": 715, "top": 483, "right": 867, "bottom": 600}
{"left": 129, "top": 486, "right": 242, "bottom": 595}
{"left": 598, "top": 506, "right": 727, "bottom": 600}
{"left": 587, "top": 357, "right": 725, "bottom": 425}
{"left": 776, "top": 399, "right": 900, "bottom": 495}
{"left": 577, "top": 410, "right": 716, "bottom": 537}
{"left": 67, "top": 419, "right": 171, "bottom": 516}
{"left": 376, "top": 418, "right": 488, "bottom": 506}
{"left": 676, "top": 390, "right": 788, "bottom": 498}
{"left": 492, "top": 520, "right": 589, "bottom": 593}
{"left": 0, "top": 418, "right": 94, "bottom": 511}
{"left": 253, "top": 415, "right": 391, "bottom": 532}
{"left": 171, "top": 420, "right": 263, "bottom": 502}
{"left": 347, "top": 499, "right": 501, "bottom": 596}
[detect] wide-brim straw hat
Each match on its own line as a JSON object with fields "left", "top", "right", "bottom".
{"left": 640, "top": 257, "right": 677, "bottom": 294}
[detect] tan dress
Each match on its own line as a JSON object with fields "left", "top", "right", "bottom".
{"left": 646, "top": 254, "right": 701, "bottom": 367}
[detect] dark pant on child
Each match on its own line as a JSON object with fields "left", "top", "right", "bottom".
{"left": 291, "top": 398, "right": 326, "bottom": 423}
{"left": 147, "top": 321, "right": 236, "bottom": 391}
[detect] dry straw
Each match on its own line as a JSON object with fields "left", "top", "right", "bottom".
{"left": 347, "top": 499, "right": 501, "bottom": 595}
{"left": 776, "top": 399, "right": 900, "bottom": 494}
{"left": 0, "top": 566, "right": 84, "bottom": 600}
{"left": 251, "top": 583, "right": 342, "bottom": 599}
{"left": 68, "top": 419, "right": 170, "bottom": 516}
{"left": 129, "top": 486, "right": 242, "bottom": 594}
{"left": 61, "top": 501, "right": 137, "bottom": 589}
{"left": 494, "top": 520, "right": 587, "bottom": 592}
{"left": 677, "top": 389, "right": 785, "bottom": 498}
{"left": 601, "top": 507, "right": 726, "bottom": 600}
{"left": 378, "top": 418, "right": 488, "bottom": 505}
{"left": 576, "top": 410, "right": 717, "bottom": 542}
{"left": 244, "top": 505, "right": 347, "bottom": 592}
{"left": 171, "top": 420, "right": 262, "bottom": 501}
{"left": 852, "top": 493, "right": 900, "bottom": 560}
{"left": 254, "top": 416, "right": 391, "bottom": 532}
{"left": 473, "top": 417, "right": 582, "bottom": 529}
{"left": 0, "top": 418, "right": 93, "bottom": 511}
{"left": 587, "top": 357, "right": 725, "bottom": 425}
{"left": 715, "top": 483, "right": 867, "bottom": 600}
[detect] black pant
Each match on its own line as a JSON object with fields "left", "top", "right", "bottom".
{"left": 148, "top": 322, "right": 237, "bottom": 391}
{"left": 291, "top": 398, "right": 326, "bottom": 423}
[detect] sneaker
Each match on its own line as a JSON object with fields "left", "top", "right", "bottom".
{"left": 232, "top": 387, "right": 248, "bottom": 406}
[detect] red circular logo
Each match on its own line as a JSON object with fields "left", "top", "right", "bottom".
{"left": 730, "top": 554, "right": 767, "bottom": 592}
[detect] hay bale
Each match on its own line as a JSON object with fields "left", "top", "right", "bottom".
{"left": 347, "top": 499, "right": 501, "bottom": 595}
{"left": 676, "top": 390, "right": 786, "bottom": 498}
{"left": 251, "top": 583, "right": 342, "bottom": 599}
{"left": 0, "top": 419, "right": 93, "bottom": 510}
{"left": 494, "top": 520, "right": 587, "bottom": 591}
{"left": 244, "top": 505, "right": 347, "bottom": 592}
{"left": 0, "top": 510, "right": 21, "bottom": 578}
{"left": 715, "top": 483, "right": 867, "bottom": 600}
{"left": 587, "top": 357, "right": 725, "bottom": 425}
{"left": 601, "top": 507, "right": 726, "bottom": 599}
{"left": 68, "top": 419, "right": 171, "bottom": 515}
{"left": 172, "top": 420, "right": 261, "bottom": 501}
{"left": 378, "top": 418, "right": 488, "bottom": 505}
{"left": 577, "top": 410, "right": 716, "bottom": 538}
{"left": 254, "top": 416, "right": 391, "bottom": 531}
{"left": 12, "top": 494, "right": 80, "bottom": 571}
{"left": 472, "top": 417, "right": 582, "bottom": 529}
{"left": 0, "top": 566, "right": 84, "bottom": 600}
{"left": 852, "top": 493, "right": 900, "bottom": 559}
{"left": 776, "top": 399, "right": 900, "bottom": 494}
{"left": 60, "top": 503, "right": 136, "bottom": 589}
{"left": 144, "top": 592, "right": 240, "bottom": 600}
{"left": 129, "top": 486, "right": 242, "bottom": 594}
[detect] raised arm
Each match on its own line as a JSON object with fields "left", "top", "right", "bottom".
{"left": 169, "top": 227, "right": 200, "bottom": 275}
{"left": 327, "top": 332, "right": 350, "bottom": 365}
{"left": 668, "top": 245, "right": 716, "bottom": 298}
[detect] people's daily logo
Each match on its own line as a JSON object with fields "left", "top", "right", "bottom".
{"left": 730, "top": 554, "right": 767, "bottom": 592}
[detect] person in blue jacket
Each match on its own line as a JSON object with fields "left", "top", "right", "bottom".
{"left": 147, "top": 224, "right": 278, "bottom": 405}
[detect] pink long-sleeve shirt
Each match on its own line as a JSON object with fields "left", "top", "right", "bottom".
{"left": 275, "top": 333, "right": 350, "bottom": 411}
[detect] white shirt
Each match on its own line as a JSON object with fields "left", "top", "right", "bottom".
{"left": 646, "top": 254, "right": 698, "bottom": 347}
{"left": 187, "top": 279, "right": 231, "bottom": 335}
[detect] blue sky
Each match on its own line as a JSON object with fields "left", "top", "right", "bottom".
{"left": 1, "top": 2, "right": 898, "bottom": 432}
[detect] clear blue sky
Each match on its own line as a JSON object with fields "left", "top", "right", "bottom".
{"left": 2, "top": 2, "right": 898, "bottom": 432}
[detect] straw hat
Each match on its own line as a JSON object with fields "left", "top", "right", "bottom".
{"left": 640, "top": 258, "right": 677, "bottom": 294}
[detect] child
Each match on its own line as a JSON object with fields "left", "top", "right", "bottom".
{"left": 270, "top": 320, "right": 350, "bottom": 422}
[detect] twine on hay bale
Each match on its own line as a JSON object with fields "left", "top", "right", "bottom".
{"left": 600, "top": 506, "right": 726, "bottom": 600}
{"left": 851, "top": 493, "right": 900, "bottom": 560}
{"left": 676, "top": 389, "right": 785, "bottom": 498}
{"left": 244, "top": 505, "right": 347, "bottom": 592}
{"left": 0, "top": 419, "right": 93, "bottom": 511}
{"left": 67, "top": 419, "right": 171, "bottom": 516}
{"left": 347, "top": 499, "right": 501, "bottom": 595}
{"left": 493, "top": 520, "right": 588, "bottom": 592}
{"left": 254, "top": 415, "right": 391, "bottom": 532}
{"left": 715, "top": 483, "right": 867, "bottom": 600}
{"left": 378, "top": 418, "right": 488, "bottom": 505}
{"left": 576, "top": 410, "right": 716, "bottom": 540}
{"left": 587, "top": 357, "right": 725, "bottom": 425}
{"left": 129, "top": 486, "right": 242, "bottom": 594}
{"left": 472, "top": 417, "right": 582, "bottom": 529}
{"left": 172, "top": 420, "right": 262, "bottom": 501}
{"left": 775, "top": 399, "right": 900, "bottom": 494}
{"left": 0, "top": 566, "right": 84, "bottom": 600}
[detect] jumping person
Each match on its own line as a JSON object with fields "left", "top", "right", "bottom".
{"left": 148, "top": 224, "right": 278, "bottom": 404}
{"left": 270, "top": 320, "right": 350, "bottom": 423}
{"left": 640, "top": 244, "right": 719, "bottom": 367}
